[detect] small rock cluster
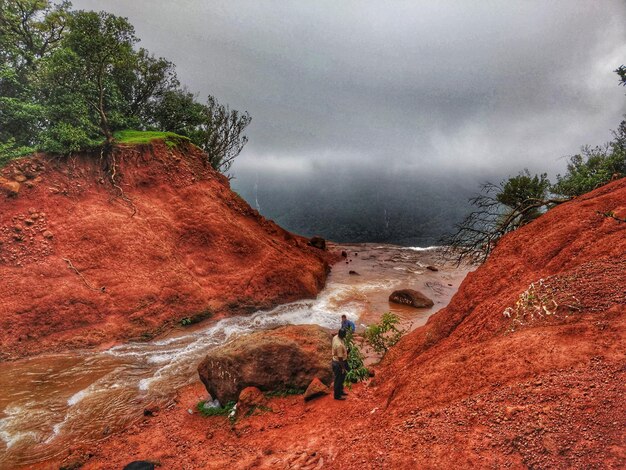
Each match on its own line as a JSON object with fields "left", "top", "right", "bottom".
{"left": 0, "top": 208, "right": 53, "bottom": 266}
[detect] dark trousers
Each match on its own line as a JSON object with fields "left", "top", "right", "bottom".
{"left": 332, "top": 360, "right": 346, "bottom": 399}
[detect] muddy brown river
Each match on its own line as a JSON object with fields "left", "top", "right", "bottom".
{"left": 0, "top": 244, "right": 471, "bottom": 468}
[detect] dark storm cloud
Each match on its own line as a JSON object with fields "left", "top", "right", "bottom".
{"left": 73, "top": 0, "right": 626, "bottom": 177}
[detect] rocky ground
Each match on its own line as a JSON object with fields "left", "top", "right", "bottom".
{"left": 63, "top": 355, "right": 623, "bottom": 469}
{"left": 55, "top": 179, "right": 626, "bottom": 469}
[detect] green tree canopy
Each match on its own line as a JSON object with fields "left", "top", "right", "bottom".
{"left": 552, "top": 142, "right": 625, "bottom": 197}
{"left": 496, "top": 171, "right": 551, "bottom": 224}
{"left": 41, "top": 10, "right": 138, "bottom": 145}
{"left": 200, "top": 96, "right": 252, "bottom": 173}
{"left": 0, "top": 1, "right": 252, "bottom": 172}
{"left": 0, "top": 0, "right": 70, "bottom": 151}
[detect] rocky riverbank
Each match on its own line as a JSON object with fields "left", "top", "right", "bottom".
{"left": 65, "top": 179, "right": 625, "bottom": 469}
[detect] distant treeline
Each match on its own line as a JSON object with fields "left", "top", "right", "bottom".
{"left": 0, "top": 0, "right": 250, "bottom": 170}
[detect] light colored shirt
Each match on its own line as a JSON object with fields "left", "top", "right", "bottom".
{"left": 332, "top": 335, "right": 347, "bottom": 362}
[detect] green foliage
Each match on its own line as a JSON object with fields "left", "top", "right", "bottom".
{"left": 120, "top": 48, "right": 179, "bottom": 122}
{"left": 0, "top": 139, "right": 34, "bottom": 167}
{"left": 496, "top": 169, "right": 550, "bottom": 211}
{"left": 0, "top": 1, "right": 250, "bottom": 168}
{"left": 39, "top": 120, "right": 102, "bottom": 154}
{"left": 552, "top": 141, "right": 625, "bottom": 197}
{"left": 200, "top": 95, "right": 252, "bottom": 173}
{"left": 145, "top": 91, "right": 252, "bottom": 172}
{"left": 196, "top": 400, "right": 236, "bottom": 418}
{"left": 616, "top": 65, "right": 626, "bottom": 88}
{"left": 39, "top": 10, "right": 139, "bottom": 146}
{"left": 0, "top": 66, "right": 44, "bottom": 146}
{"left": 144, "top": 88, "right": 205, "bottom": 140}
{"left": 0, "top": 0, "right": 70, "bottom": 151}
{"left": 445, "top": 171, "right": 567, "bottom": 264}
{"left": 113, "top": 130, "right": 189, "bottom": 147}
{"left": 344, "top": 331, "right": 369, "bottom": 384}
{"left": 364, "top": 312, "right": 407, "bottom": 355}
{"left": 0, "top": 0, "right": 70, "bottom": 73}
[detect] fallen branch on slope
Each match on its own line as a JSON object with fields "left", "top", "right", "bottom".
{"left": 62, "top": 257, "right": 106, "bottom": 292}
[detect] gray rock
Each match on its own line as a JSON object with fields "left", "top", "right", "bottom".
{"left": 389, "top": 289, "right": 434, "bottom": 308}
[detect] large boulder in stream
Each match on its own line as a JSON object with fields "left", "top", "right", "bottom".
{"left": 197, "top": 324, "right": 333, "bottom": 403}
{"left": 389, "top": 289, "right": 434, "bottom": 308}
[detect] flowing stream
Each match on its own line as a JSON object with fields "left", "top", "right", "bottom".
{"left": 0, "top": 244, "right": 471, "bottom": 468}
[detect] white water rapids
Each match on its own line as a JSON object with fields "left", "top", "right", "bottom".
{"left": 0, "top": 245, "right": 470, "bottom": 468}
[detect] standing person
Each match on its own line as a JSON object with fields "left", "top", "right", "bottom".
{"left": 332, "top": 328, "right": 349, "bottom": 400}
{"left": 341, "top": 314, "right": 356, "bottom": 333}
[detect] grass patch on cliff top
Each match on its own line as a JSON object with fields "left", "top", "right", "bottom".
{"left": 113, "top": 130, "right": 190, "bottom": 148}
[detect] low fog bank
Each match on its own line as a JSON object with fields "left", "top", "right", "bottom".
{"left": 231, "top": 168, "right": 497, "bottom": 246}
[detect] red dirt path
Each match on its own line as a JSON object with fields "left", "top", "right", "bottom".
{"left": 71, "top": 178, "right": 625, "bottom": 469}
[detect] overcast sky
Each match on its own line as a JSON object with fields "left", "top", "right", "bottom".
{"left": 74, "top": 0, "right": 625, "bottom": 179}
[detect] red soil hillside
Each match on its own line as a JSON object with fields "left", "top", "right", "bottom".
{"left": 77, "top": 179, "right": 625, "bottom": 470}
{"left": 357, "top": 177, "right": 626, "bottom": 468}
{"left": 0, "top": 142, "right": 334, "bottom": 360}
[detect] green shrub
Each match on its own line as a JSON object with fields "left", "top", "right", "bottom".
{"left": 364, "top": 312, "right": 407, "bottom": 354}
{"left": 0, "top": 139, "right": 33, "bottom": 168}
{"left": 344, "top": 331, "right": 369, "bottom": 384}
{"left": 553, "top": 144, "right": 625, "bottom": 197}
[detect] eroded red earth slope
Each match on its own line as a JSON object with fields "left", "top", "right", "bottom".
{"left": 0, "top": 142, "right": 333, "bottom": 359}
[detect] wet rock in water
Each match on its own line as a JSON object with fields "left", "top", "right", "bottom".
{"left": 304, "top": 377, "right": 330, "bottom": 401}
{"left": 198, "top": 324, "right": 332, "bottom": 403}
{"left": 309, "top": 236, "right": 326, "bottom": 250}
{"left": 426, "top": 265, "right": 439, "bottom": 272}
{"left": 389, "top": 289, "right": 434, "bottom": 308}
{"left": 349, "top": 270, "right": 359, "bottom": 275}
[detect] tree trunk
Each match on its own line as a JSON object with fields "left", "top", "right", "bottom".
{"left": 97, "top": 65, "right": 113, "bottom": 144}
